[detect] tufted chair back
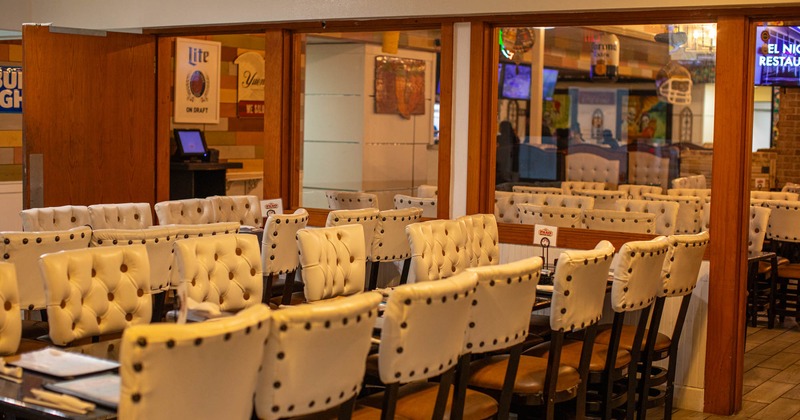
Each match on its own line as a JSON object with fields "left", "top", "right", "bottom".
{"left": 628, "top": 151, "right": 671, "bottom": 191}
{"left": 372, "top": 208, "right": 423, "bottom": 263}
{"left": 91, "top": 226, "right": 176, "bottom": 292}
{"left": 565, "top": 153, "right": 619, "bottom": 188}
{"left": 572, "top": 189, "right": 625, "bottom": 210}
{"left": 458, "top": 213, "right": 500, "bottom": 268}
{"left": 517, "top": 204, "right": 582, "bottom": 228}
{"left": 561, "top": 181, "right": 606, "bottom": 195}
{"left": 748, "top": 206, "right": 771, "bottom": 257}
{"left": 465, "top": 257, "right": 541, "bottom": 353}
{"left": 643, "top": 193, "right": 703, "bottom": 234}
{"left": 511, "top": 186, "right": 563, "bottom": 195}
{"left": 326, "top": 208, "right": 380, "bottom": 261}
{"left": 171, "top": 221, "right": 240, "bottom": 240}
{"left": 153, "top": 198, "right": 215, "bottom": 225}
{"left": 751, "top": 191, "right": 799, "bottom": 201}
{"left": 494, "top": 191, "right": 518, "bottom": 224}
{"left": 610, "top": 238, "right": 669, "bottom": 312}
{"left": 208, "top": 195, "right": 263, "bottom": 227}
{"left": 615, "top": 199, "right": 680, "bottom": 235}
{"left": 671, "top": 174, "right": 707, "bottom": 190}
{"left": 88, "top": 203, "right": 153, "bottom": 229}
{"left": 20, "top": 205, "right": 91, "bottom": 232}
{"left": 297, "top": 224, "right": 366, "bottom": 302}
{"left": 551, "top": 241, "right": 615, "bottom": 331}
{"left": 618, "top": 184, "right": 663, "bottom": 200}
{"left": 782, "top": 182, "right": 800, "bottom": 193}
{"left": 406, "top": 219, "right": 469, "bottom": 282}
{"left": 0, "top": 226, "right": 92, "bottom": 311}
{"left": 417, "top": 184, "right": 439, "bottom": 198}
{"left": 581, "top": 209, "right": 656, "bottom": 234}
{"left": 502, "top": 193, "right": 596, "bottom": 224}
{"left": 262, "top": 209, "right": 308, "bottom": 276}
{"left": 660, "top": 232, "right": 708, "bottom": 298}
{"left": 378, "top": 271, "right": 478, "bottom": 384}
{"left": 119, "top": 304, "right": 271, "bottom": 420}
{"left": 174, "top": 234, "right": 262, "bottom": 313}
{"left": 39, "top": 245, "right": 152, "bottom": 346}
{"left": 325, "top": 191, "right": 379, "bottom": 210}
{"left": 394, "top": 194, "right": 437, "bottom": 218}
{"left": 0, "top": 263, "right": 21, "bottom": 355}
{"left": 761, "top": 200, "right": 800, "bottom": 243}
{"left": 255, "top": 293, "right": 381, "bottom": 419}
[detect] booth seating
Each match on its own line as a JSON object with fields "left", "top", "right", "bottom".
{"left": 0, "top": 263, "right": 21, "bottom": 355}
{"left": 208, "top": 195, "right": 262, "bottom": 227}
{"left": 643, "top": 194, "right": 704, "bottom": 234}
{"left": 154, "top": 198, "right": 216, "bottom": 225}
{"left": 581, "top": 209, "right": 656, "bottom": 235}
{"left": 20, "top": 205, "right": 91, "bottom": 232}
{"left": 511, "top": 186, "right": 563, "bottom": 195}
{"left": 671, "top": 174, "right": 707, "bottom": 189}
{"left": 39, "top": 245, "right": 152, "bottom": 346}
{"left": 572, "top": 189, "right": 624, "bottom": 211}
{"left": 615, "top": 199, "right": 680, "bottom": 235}
{"left": 618, "top": 184, "right": 663, "bottom": 200}
{"left": 368, "top": 207, "right": 423, "bottom": 290}
{"left": 254, "top": 294, "right": 382, "bottom": 419}
{"left": 459, "top": 213, "right": 500, "bottom": 268}
{"left": 326, "top": 191, "right": 379, "bottom": 210}
{"left": 88, "top": 203, "right": 153, "bottom": 229}
{"left": 261, "top": 209, "right": 308, "bottom": 306}
{"left": 518, "top": 204, "right": 582, "bottom": 229}
{"left": 394, "top": 194, "right": 437, "bottom": 218}
{"left": 565, "top": 145, "right": 622, "bottom": 190}
{"left": 628, "top": 150, "right": 671, "bottom": 191}
{"left": 119, "top": 304, "right": 271, "bottom": 420}
{"left": 561, "top": 181, "right": 606, "bottom": 195}
{"left": 297, "top": 224, "right": 366, "bottom": 302}
{"left": 405, "top": 218, "right": 469, "bottom": 282}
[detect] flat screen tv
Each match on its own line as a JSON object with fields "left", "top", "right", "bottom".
{"left": 173, "top": 129, "right": 209, "bottom": 161}
{"left": 501, "top": 63, "right": 532, "bottom": 100}
{"left": 754, "top": 26, "right": 800, "bottom": 86}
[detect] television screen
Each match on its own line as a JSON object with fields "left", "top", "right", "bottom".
{"left": 542, "top": 68, "right": 559, "bottom": 100}
{"left": 174, "top": 129, "right": 208, "bottom": 159}
{"left": 501, "top": 63, "right": 531, "bottom": 100}
{"left": 755, "top": 26, "right": 800, "bottom": 86}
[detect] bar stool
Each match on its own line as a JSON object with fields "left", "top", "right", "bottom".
{"left": 0, "top": 263, "right": 21, "bottom": 355}
{"left": 747, "top": 206, "right": 773, "bottom": 327}
{"left": 261, "top": 209, "right": 308, "bottom": 306}
{"left": 327, "top": 208, "right": 380, "bottom": 290}
{"left": 761, "top": 200, "right": 800, "bottom": 323}
{"left": 297, "top": 224, "right": 366, "bottom": 302}
{"left": 368, "top": 207, "right": 423, "bottom": 290}
{"left": 405, "top": 218, "right": 469, "bottom": 282}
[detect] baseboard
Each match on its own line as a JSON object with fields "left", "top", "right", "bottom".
{"left": 673, "top": 384, "right": 704, "bottom": 412}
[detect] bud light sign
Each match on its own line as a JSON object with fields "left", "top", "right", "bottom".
{"left": 0, "top": 66, "right": 22, "bottom": 113}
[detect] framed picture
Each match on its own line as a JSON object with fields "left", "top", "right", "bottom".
{"left": 174, "top": 38, "right": 221, "bottom": 124}
{"left": 374, "top": 56, "right": 426, "bottom": 119}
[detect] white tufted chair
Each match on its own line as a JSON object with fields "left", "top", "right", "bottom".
{"left": 572, "top": 189, "right": 624, "bottom": 211}
{"left": 88, "top": 203, "right": 153, "bottom": 229}
{"left": 39, "top": 244, "right": 152, "bottom": 346}
{"left": 119, "top": 304, "right": 271, "bottom": 420}
{"left": 618, "top": 184, "right": 663, "bottom": 200}
{"left": 474, "top": 241, "right": 616, "bottom": 419}
{"left": 174, "top": 234, "right": 263, "bottom": 316}
{"left": 496, "top": 192, "right": 595, "bottom": 224}
{"left": 760, "top": 200, "right": 800, "bottom": 322}
{"left": 517, "top": 203, "right": 582, "bottom": 229}
{"left": 297, "top": 224, "right": 366, "bottom": 302}
{"left": 494, "top": 191, "right": 518, "bottom": 224}
{"left": 782, "top": 182, "right": 800, "bottom": 193}
{"left": 747, "top": 206, "right": 773, "bottom": 328}
{"left": 405, "top": 218, "right": 469, "bottom": 283}
{"left": 511, "top": 186, "right": 563, "bottom": 195}
{"left": 153, "top": 198, "right": 215, "bottom": 225}
{"left": 628, "top": 151, "right": 671, "bottom": 191}
{"left": 326, "top": 191, "right": 379, "bottom": 210}
{"left": 170, "top": 221, "right": 241, "bottom": 240}
{"left": 615, "top": 199, "right": 680, "bottom": 236}
{"left": 581, "top": 209, "right": 656, "bottom": 235}
{"left": 671, "top": 174, "right": 706, "bottom": 189}
{"left": 326, "top": 208, "right": 380, "bottom": 263}
{"left": 417, "top": 184, "right": 439, "bottom": 198}
{"left": 751, "top": 191, "right": 799, "bottom": 201}
{"left": 208, "top": 195, "right": 263, "bottom": 227}
{"left": 254, "top": 293, "right": 382, "bottom": 420}
{"left": 458, "top": 213, "right": 500, "bottom": 269}
{"left": 365, "top": 271, "right": 494, "bottom": 420}
{"left": 561, "top": 181, "right": 606, "bottom": 195}
{"left": 0, "top": 263, "right": 21, "bottom": 355}
{"left": 368, "top": 207, "right": 424, "bottom": 290}
{"left": 643, "top": 193, "right": 703, "bottom": 234}
{"left": 20, "top": 205, "right": 91, "bottom": 232}
{"left": 261, "top": 209, "right": 308, "bottom": 306}
{"left": 394, "top": 194, "right": 437, "bottom": 218}
{"left": 0, "top": 226, "right": 92, "bottom": 312}
{"left": 565, "top": 153, "right": 619, "bottom": 188}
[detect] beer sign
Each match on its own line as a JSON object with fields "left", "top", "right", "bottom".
{"left": 174, "top": 38, "right": 221, "bottom": 124}
{"left": 234, "top": 51, "right": 265, "bottom": 118}
{"left": 0, "top": 66, "right": 22, "bottom": 114}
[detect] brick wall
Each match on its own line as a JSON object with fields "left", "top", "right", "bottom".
{"left": 777, "top": 87, "right": 800, "bottom": 186}
{"left": 0, "top": 41, "right": 22, "bottom": 182}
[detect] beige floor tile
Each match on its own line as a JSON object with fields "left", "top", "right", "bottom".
{"left": 776, "top": 329, "right": 800, "bottom": 343}
{"left": 743, "top": 385, "right": 756, "bottom": 394}
{"left": 760, "top": 353, "right": 800, "bottom": 370}
{"left": 743, "top": 380, "right": 797, "bottom": 403}
{"left": 745, "top": 367, "right": 783, "bottom": 387}
{"left": 749, "top": 326, "right": 765, "bottom": 336}
{"left": 707, "top": 401, "right": 768, "bottom": 420}
{"left": 782, "top": 341, "right": 800, "bottom": 354}
{"left": 750, "top": 328, "right": 791, "bottom": 344}
{"left": 773, "top": 365, "right": 800, "bottom": 384}
{"left": 749, "top": 340, "right": 795, "bottom": 356}
{"left": 670, "top": 409, "right": 710, "bottom": 419}
{"left": 782, "top": 384, "right": 800, "bottom": 400}
{"left": 749, "top": 340, "right": 765, "bottom": 352}
{"left": 751, "top": 397, "right": 800, "bottom": 420}
{"left": 746, "top": 353, "right": 772, "bottom": 371}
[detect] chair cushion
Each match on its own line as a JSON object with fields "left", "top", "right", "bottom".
{"left": 360, "top": 381, "right": 498, "bottom": 420}
{"left": 594, "top": 325, "right": 671, "bottom": 352}
{"left": 292, "top": 404, "right": 391, "bottom": 420}
{"left": 525, "top": 338, "right": 631, "bottom": 372}
{"left": 778, "top": 264, "right": 800, "bottom": 279}
{"left": 468, "top": 354, "right": 580, "bottom": 396}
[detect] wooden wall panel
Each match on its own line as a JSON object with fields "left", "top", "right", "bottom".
{"left": 467, "top": 21, "right": 496, "bottom": 215}
{"left": 156, "top": 37, "right": 174, "bottom": 203}
{"left": 263, "top": 29, "right": 291, "bottom": 203}
{"left": 22, "top": 26, "right": 156, "bottom": 207}
{"left": 437, "top": 23, "right": 454, "bottom": 218}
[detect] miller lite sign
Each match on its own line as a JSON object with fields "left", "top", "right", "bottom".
{"left": 533, "top": 224, "right": 558, "bottom": 248}
{"left": 174, "top": 38, "right": 221, "bottom": 124}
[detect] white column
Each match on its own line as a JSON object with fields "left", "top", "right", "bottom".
{"left": 528, "top": 28, "right": 545, "bottom": 144}
{"left": 450, "top": 22, "right": 471, "bottom": 218}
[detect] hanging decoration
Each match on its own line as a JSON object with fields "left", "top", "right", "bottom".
{"left": 499, "top": 28, "right": 535, "bottom": 66}
{"left": 590, "top": 33, "right": 620, "bottom": 82}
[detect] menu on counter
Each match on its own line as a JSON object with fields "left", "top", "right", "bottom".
{"left": 7, "top": 348, "right": 119, "bottom": 378}
{"left": 44, "top": 373, "right": 120, "bottom": 408}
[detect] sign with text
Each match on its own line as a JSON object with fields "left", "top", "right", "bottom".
{"left": 0, "top": 66, "right": 22, "bottom": 114}
{"left": 174, "top": 38, "right": 221, "bottom": 123}
{"left": 261, "top": 198, "right": 284, "bottom": 219}
{"left": 234, "top": 51, "right": 265, "bottom": 118}
{"left": 533, "top": 224, "right": 558, "bottom": 248}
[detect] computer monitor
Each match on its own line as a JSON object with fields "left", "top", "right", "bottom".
{"left": 173, "top": 129, "right": 209, "bottom": 161}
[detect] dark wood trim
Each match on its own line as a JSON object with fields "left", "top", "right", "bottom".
{"left": 156, "top": 37, "right": 174, "bottom": 204}
{"left": 703, "top": 15, "right": 753, "bottom": 416}
{"left": 466, "top": 21, "right": 495, "bottom": 215}
{"left": 437, "top": 23, "right": 454, "bottom": 219}
{"left": 263, "top": 29, "right": 293, "bottom": 204}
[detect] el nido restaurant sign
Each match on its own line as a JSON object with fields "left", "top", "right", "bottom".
{"left": 174, "top": 38, "right": 221, "bottom": 124}
{"left": 0, "top": 66, "right": 22, "bottom": 114}
{"left": 755, "top": 26, "right": 800, "bottom": 87}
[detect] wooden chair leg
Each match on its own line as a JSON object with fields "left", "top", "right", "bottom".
{"left": 543, "top": 331, "right": 564, "bottom": 420}
{"left": 262, "top": 273, "right": 274, "bottom": 304}
{"left": 338, "top": 395, "right": 355, "bottom": 420}
{"left": 575, "top": 324, "right": 597, "bottom": 420}
{"left": 151, "top": 291, "right": 166, "bottom": 323}
{"left": 400, "top": 259, "right": 411, "bottom": 285}
{"left": 381, "top": 383, "right": 400, "bottom": 420}
{"left": 433, "top": 367, "right": 456, "bottom": 420}
{"left": 451, "top": 354, "right": 471, "bottom": 420}
{"left": 368, "top": 261, "right": 380, "bottom": 291}
{"left": 281, "top": 271, "right": 296, "bottom": 306}
{"left": 498, "top": 343, "right": 523, "bottom": 420}
{"left": 637, "top": 299, "right": 665, "bottom": 420}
